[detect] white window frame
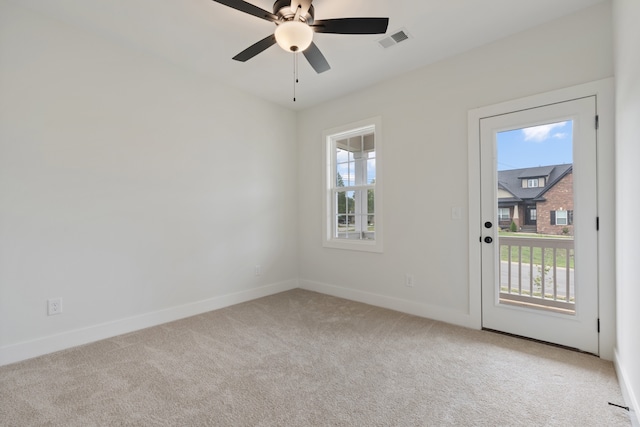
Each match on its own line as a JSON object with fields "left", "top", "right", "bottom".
{"left": 528, "top": 178, "right": 539, "bottom": 188}
{"left": 555, "top": 210, "right": 568, "bottom": 225}
{"left": 323, "top": 117, "right": 383, "bottom": 253}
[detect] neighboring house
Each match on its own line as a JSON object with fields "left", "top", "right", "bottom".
{"left": 497, "top": 164, "right": 573, "bottom": 235}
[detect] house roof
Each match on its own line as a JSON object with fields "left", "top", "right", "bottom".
{"left": 498, "top": 164, "right": 572, "bottom": 204}
{"left": 517, "top": 166, "right": 555, "bottom": 179}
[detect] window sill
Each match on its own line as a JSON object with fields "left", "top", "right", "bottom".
{"left": 323, "top": 238, "right": 383, "bottom": 253}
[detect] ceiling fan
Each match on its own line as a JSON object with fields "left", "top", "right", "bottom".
{"left": 211, "top": 0, "right": 389, "bottom": 73}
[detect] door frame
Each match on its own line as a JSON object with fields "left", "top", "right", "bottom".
{"left": 467, "top": 78, "right": 615, "bottom": 360}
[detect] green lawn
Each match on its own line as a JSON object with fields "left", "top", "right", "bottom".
{"left": 499, "top": 232, "right": 574, "bottom": 269}
{"left": 498, "top": 231, "right": 573, "bottom": 239}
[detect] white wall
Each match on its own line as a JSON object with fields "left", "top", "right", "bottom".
{"left": 613, "top": 0, "right": 640, "bottom": 420}
{"left": 298, "top": 3, "right": 613, "bottom": 327}
{"left": 0, "top": 1, "right": 298, "bottom": 364}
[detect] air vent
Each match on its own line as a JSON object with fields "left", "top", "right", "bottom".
{"left": 378, "top": 29, "right": 411, "bottom": 49}
{"left": 391, "top": 31, "right": 409, "bottom": 43}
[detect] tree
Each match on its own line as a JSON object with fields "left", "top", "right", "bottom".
{"left": 337, "top": 173, "right": 346, "bottom": 215}
{"left": 336, "top": 173, "right": 355, "bottom": 221}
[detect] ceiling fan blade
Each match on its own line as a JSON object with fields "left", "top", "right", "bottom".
{"left": 311, "top": 17, "right": 389, "bottom": 35}
{"left": 211, "top": 0, "right": 278, "bottom": 23}
{"left": 232, "top": 34, "right": 277, "bottom": 62}
{"left": 303, "top": 42, "right": 330, "bottom": 74}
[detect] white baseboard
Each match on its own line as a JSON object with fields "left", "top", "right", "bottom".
{"left": 614, "top": 348, "right": 639, "bottom": 426}
{"left": 0, "top": 279, "right": 298, "bottom": 367}
{"left": 299, "top": 279, "right": 475, "bottom": 329}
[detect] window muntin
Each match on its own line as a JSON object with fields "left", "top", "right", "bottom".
{"left": 498, "top": 208, "right": 511, "bottom": 221}
{"left": 528, "top": 178, "right": 539, "bottom": 188}
{"left": 323, "top": 118, "right": 382, "bottom": 252}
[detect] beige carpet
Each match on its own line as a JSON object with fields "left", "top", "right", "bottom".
{"left": 0, "top": 289, "right": 630, "bottom": 426}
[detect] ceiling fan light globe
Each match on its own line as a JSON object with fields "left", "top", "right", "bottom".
{"left": 275, "top": 20, "right": 313, "bottom": 53}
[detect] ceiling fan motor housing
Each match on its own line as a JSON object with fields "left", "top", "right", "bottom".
{"left": 273, "top": 0, "right": 314, "bottom": 24}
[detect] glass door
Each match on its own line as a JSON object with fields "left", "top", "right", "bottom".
{"left": 480, "top": 97, "right": 599, "bottom": 354}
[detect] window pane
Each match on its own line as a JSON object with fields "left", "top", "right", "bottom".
{"left": 499, "top": 208, "right": 511, "bottom": 221}
{"left": 496, "top": 120, "right": 575, "bottom": 312}
{"left": 346, "top": 215, "right": 355, "bottom": 229}
{"left": 336, "top": 191, "right": 347, "bottom": 214}
{"left": 336, "top": 163, "right": 354, "bottom": 187}
{"left": 347, "top": 164, "right": 355, "bottom": 187}
{"left": 367, "top": 158, "right": 376, "bottom": 184}
{"left": 348, "top": 136, "right": 362, "bottom": 152}
{"left": 368, "top": 189, "right": 375, "bottom": 214}
{"left": 336, "top": 148, "right": 349, "bottom": 163}
{"left": 355, "top": 156, "right": 366, "bottom": 184}
{"left": 346, "top": 191, "right": 355, "bottom": 213}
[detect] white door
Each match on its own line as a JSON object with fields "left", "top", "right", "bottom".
{"left": 480, "top": 97, "right": 599, "bottom": 355}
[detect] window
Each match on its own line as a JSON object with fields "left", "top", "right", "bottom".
{"left": 528, "top": 179, "right": 539, "bottom": 188}
{"left": 551, "top": 210, "right": 573, "bottom": 226}
{"left": 323, "top": 117, "right": 382, "bottom": 252}
{"left": 555, "top": 210, "right": 568, "bottom": 225}
{"left": 498, "top": 208, "right": 511, "bottom": 221}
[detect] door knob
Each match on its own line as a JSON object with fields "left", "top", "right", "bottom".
{"left": 484, "top": 236, "right": 493, "bottom": 244}
{"left": 484, "top": 221, "right": 493, "bottom": 229}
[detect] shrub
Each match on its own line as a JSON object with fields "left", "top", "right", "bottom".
{"left": 510, "top": 221, "right": 517, "bottom": 233}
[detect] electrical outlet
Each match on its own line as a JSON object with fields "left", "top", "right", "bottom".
{"left": 48, "top": 298, "right": 63, "bottom": 316}
{"left": 254, "top": 265, "right": 262, "bottom": 276}
{"left": 405, "top": 274, "right": 415, "bottom": 287}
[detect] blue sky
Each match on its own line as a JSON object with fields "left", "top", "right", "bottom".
{"left": 497, "top": 121, "right": 573, "bottom": 171}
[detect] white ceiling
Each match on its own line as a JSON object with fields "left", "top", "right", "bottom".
{"left": 16, "top": 0, "right": 606, "bottom": 110}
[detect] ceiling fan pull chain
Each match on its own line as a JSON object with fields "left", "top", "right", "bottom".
{"left": 293, "top": 51, "right": 301, "bottom": 102}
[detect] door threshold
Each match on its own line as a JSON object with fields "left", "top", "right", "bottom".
{"left": 482, "top": 328, "right": 598, "bottom": 357}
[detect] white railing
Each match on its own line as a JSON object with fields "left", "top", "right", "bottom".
{"left": 499, "top": 236, "right": 575, "bottom": 314}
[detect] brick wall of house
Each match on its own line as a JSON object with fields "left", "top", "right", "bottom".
{"left": 536, "top": 172, "right": 573, "bottom": 235}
